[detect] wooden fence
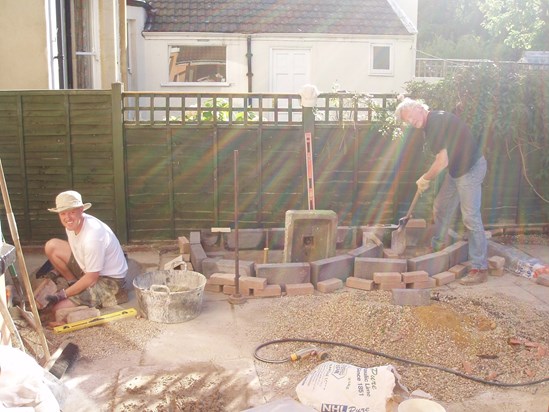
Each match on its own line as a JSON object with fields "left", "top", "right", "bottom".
{"left": 0, "top": 84, "right": 546, "bottom": 244}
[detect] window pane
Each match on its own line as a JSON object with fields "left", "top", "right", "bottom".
{"left": 169, "top": 46, "right": 227, "bottom": 82}
{"left": 373, "top": 46, "right": 390, "bottom": 71}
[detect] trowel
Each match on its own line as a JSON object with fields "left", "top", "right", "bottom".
{"left": 391, "top": 189, "right": 421, "bottom": 255}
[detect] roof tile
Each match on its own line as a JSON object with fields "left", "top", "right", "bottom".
{"left": 147, "top": 0, "right": 410, "bottom": 35}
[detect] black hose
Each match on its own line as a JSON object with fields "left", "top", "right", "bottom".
{"left": 253, "top": 338, "right": 549, "bottom": 388}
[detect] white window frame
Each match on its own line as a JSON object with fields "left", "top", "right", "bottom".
{"left": 163, "top": 44, "right": 230, "bottom": 87}
{"left": 370, "top": 43, "right": 393, "bottom": 76}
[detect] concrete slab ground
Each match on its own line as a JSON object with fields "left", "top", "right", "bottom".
{"left": 13, "top": 242, "right": 549, "bottom": 411}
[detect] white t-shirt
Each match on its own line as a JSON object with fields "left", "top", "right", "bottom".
{"left": 66, "top": 213, "right": 128, "bottom": 279}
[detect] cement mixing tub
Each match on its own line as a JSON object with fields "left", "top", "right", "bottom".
{"left": 133, "top": 268, "right": 207, "bottom": 324}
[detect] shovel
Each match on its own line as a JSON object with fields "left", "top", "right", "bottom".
{"left": 391, "top": 189, "right": 422, "bottom": 255}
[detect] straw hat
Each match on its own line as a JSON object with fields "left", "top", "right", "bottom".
{"left": 48, "top": 190, "right": 92, "bottom": 213}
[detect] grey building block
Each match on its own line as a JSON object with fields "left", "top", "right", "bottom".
{"left": 201, "top": 258, "right": 255, "bottom": 278}
{"left": 310, "top": 254, "right": 355, "bottom": 287}
{"left": 255, "top": 262, "right": 311, "bottom": 291}
{"left": 443, "top": 240, "right": 469, "bottom": 268}
{"left": 190, "top": 231, "right": 201, "bottom": 244}
{"left": 347, "top": 244, "right": 383, "bottom": 258}
{"left": 407, "top": 251, "right": 449, "bottom": 276}
{"left": 190, "top": 242, "right": 208, "bottom": 274}
{"left": 358, "top": 225, "right": 395, "bottom": 247}
{"left": 336, "top": 226, "right": 358, "bottom": 249}
{"left": 223, "top": 228, "right": 266, "bottom": 250}
{"left": 392, "top": 288, "right": 431, "bottom": 306}
{"left": 354, "top": 257, "right": 407, "bottom": 280}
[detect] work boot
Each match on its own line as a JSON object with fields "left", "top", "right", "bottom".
{"left": 460, "top": 269, "right": 488, "bottom": 285}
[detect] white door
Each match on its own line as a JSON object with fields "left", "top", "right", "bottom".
{"left": 270, "top": 49, "right": 311, "bottom": 93}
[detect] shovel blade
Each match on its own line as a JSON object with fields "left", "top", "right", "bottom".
{"left": 391, "top": 227, "right": 407, "bottom": 255}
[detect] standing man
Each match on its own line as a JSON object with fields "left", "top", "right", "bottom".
{"left": 395, "top": 98, "right": 488, "bottom": 285}
{"left": 44, "top": 190, "right": 128, "bottom": 315}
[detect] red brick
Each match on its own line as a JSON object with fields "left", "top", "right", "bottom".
{"left": 208, "top": 273, "right": 236, "bottom": 286}
{"left": 285, "top": 283, "right": 314, "bottom": 296}
{"left": 254, "top": 284, "right": 282, "bottom": 297}
{"left": 407, "top": 278, "right": 436, "bottom": 289}
{"left": 402, "top": 270, "right": 429, "bottom": 283}
{"left": 406, "top": 218, "right": 427, "bottom": 228}
{"left": 204, "top": 283, "right": 223, "bottom": 293}
{"left": 346, "top": 277, "right": 374, "bottom": 291}
{"left": 373, "top": 272, "right": 402, "bottom": 283}
{"left": 433, "top": 271, "right": 456, "bottom": 286}
{"left": 383, "top": 249, "right": 400, "bottom": 259}
{"left": 448, "top": 264, "right": 468, "bottom": 277}
{"left": 239, "top": 276, "right": 266, "bottom": 290}
{"left": 317, "top": 278, "right": 343, "bottom": 293}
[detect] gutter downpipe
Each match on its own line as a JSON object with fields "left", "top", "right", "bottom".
{"left": 246, "top": 35, "right": 253, "bottom": 95}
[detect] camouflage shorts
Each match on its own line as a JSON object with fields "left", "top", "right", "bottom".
{"left": 66, "top": 255, "right": 126, "bottom": 308}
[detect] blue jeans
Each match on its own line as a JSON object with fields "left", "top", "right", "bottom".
{"left": 432, "top": 156, "right": 487, "bottom": 269}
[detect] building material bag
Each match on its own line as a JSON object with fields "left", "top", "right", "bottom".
{"left": 296, "top": 361, "right": 408, "bottom": 412}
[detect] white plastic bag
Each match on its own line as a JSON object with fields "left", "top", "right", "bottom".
{"left": 296, "top": 361, "right": 408, "bottom": 412}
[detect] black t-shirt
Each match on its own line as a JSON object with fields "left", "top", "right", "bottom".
{"left": 424, "top": 111, "right": 482, "bottom": 178}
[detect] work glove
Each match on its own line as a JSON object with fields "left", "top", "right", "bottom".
{"left": 416, "top": 175, "right": 431, "bottom": 193}
{"left": 45, "top": 289, "right": 67, "bottom": 306}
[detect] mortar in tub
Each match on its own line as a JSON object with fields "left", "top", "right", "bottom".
{"left": 133, "top": 265, "right": 207, "bottom": 324}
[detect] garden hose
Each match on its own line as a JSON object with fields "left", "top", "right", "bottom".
{"left": 253, "top": 337, "right": 549, "bottom": 388}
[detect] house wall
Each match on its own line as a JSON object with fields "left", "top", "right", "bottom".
{"left": 140, "top": 32, "right": 416, "bottom": 95}
{"left": 98, "top": 2, "right": 122, "bottom": 88}
{"left": 0, "top": 0, "right": 49, "bottom": 89}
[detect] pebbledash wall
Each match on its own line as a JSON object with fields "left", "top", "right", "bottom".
{"left": 0, "top": 84, "right": 546, "bottom": 244}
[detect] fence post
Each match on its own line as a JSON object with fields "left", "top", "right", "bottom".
{"left": 111, "top": 83, "right": 128, "bottom": 243}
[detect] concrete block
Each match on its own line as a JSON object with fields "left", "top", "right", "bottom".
{"left": 178, "top": 236, "right": 190, "bottom": 254}
{"left": 373, "top": 272, "right": 402, "bottom": 283}
{"left": 223, "top": 228, "right": 265, "bottom": 250}
{"left": 337, "top": 226, "right": 358, "bottom": 249}
{"left": 66, "top": 307, "right": 101, "bottom": 324}
{"left": 223, "top": 285, "right": 236, "bottom": 295}
{"left": 317, "top": 278, "right": 343, "bottom": 293}
{"left": 346, "top": 244, "right": 383, "bottom": 258}
{"left": 407, "top": 251, "right": 449, "bottom": 276}
{"left": 354, "top": 257, "right": 408, "bottom": 280}
{"left": 392, "top": 288, "right": 431, "bottom": 306}
{"left": 55, "top": 305, "right": 90, "bottom": 323}
{"left": 443, "top": 241, "right": 469, "bottom": 267}
{"left": 346, "top": 277, "right": 375, "bottom": 291}
{"left": 190, "top": 231, "right": 201, "bottom": 244}
{"left": 201, "top": 258, "right": 255, "bottom": 278}
{"left": 254, "top": 284, "right": 282, "bottom": 297}
{"left": 402, "top": 270, "right": 429, "bottom": 283}
{"left": 310, "top": 254, "right": 354, "bottom": 287}
{"left": 208, "top": 273, "right": 236, "bottom": 286}
{"left": 405, "top": 219, "right": 428, "bottom": 247}
{"left": 190, "top": 243, "right": 208, "bottom": 274}
{"left": 33, "top": 278, "right": 58, "bottom": 310}
{"left": 407, "top": 278, "right": 436, "bottom": 289}
{"left": 285, "top": 283, "right": 315, "bottom": 296}
{"left": 255, "top": 262, "right": 310, "bottom": 290}
{"left": 379, "top": 282, "right": 406, "bottom": 291}
{"left": 383, "top": 249, "right": 400, "bottom": 259}
{"left": 448, "top": 264, "right": 468, "bottom": 278}
{"left": 283, "top": 210, "right": 338, "bottom": 263}
{"left": 433, "top": 271, "right": 456, "bottom": 286}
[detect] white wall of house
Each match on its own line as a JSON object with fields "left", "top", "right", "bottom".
{"left": 138, "top": 32, "right": 416, "bottom": 95}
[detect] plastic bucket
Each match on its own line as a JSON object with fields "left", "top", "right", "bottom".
{"left": 133, "top": 269, "right": 207, "bottom": 323}
{"left": 398, "top": 399, "right": 446, "bottom": 412}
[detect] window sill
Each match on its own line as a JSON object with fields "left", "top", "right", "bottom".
{"left": 161, "top": 82, "right": 231, "bottom": 87}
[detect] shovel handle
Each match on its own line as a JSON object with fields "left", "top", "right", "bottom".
{"left": 405, "top": 189, "right": 422, "bottom": 220}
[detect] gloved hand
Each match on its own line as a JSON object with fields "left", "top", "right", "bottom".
{"left": 416, "top": 174, "right": 431, "bottom": 193}
{"left": 45, "top": 289, "right": 67, "bottom": 306}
